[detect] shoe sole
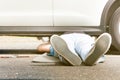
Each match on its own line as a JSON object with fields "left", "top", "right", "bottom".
{"left": 85, "top": 33, "right": 112, "bottom": 66}
{"left": 50, "top": 35, "right": 82, "bottom": 66}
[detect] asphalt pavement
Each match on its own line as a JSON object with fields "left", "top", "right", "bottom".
{"left": 0, "top": 54, "right": 120, "bottom": 80}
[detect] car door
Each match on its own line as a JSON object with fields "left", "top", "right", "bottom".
{"left": 53, "top": 0, "right": 108, "bottom": 26}
{"left": 0, "top": 0, "right": 53, "bottom": 26}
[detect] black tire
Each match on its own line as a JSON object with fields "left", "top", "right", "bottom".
{"left": 109, "top": 7, "right": 120, "bottom": 51}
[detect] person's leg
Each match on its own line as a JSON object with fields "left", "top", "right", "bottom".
{"left": 84, "top": 33, "right": 112, "bottom": 66}
{"left": 37, "top": 42, "right": 70, "bottom": 65}
{"left": 37, "top": 43, "right": 51, "bottom": 54}
{"left": 74, "top": 34, "right": 95, "bottom": 62}
{"left": 37, "top": 42, "right": 59, "bottom": 57}
{"left": 50, "top": 34, "right": 82, "bottom": 66}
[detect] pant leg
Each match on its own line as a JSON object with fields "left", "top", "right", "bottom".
{"left": 74, "top": 34, "right": 95, "bottom": 62}
{"left": 48, "top": 46, "right": 58, "bottom": 57}
{"left": 60, "top": 33, "right": 78, "bottom": 55}
{"left": 60, "top": 33, "right": 96, "bottom": 62}
{"left": 74, "top": 34, "right": 105, "bottom": 63}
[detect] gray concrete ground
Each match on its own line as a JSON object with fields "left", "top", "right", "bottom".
{"left": 0, "top": 54, "right": 120, "bottom": 80}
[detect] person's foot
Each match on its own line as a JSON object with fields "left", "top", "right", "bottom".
{"left": 50, "top": 35, "right": 82, "bottom": 66}
{"left": 84, "top": 33, "right": 112, "bottom": 66}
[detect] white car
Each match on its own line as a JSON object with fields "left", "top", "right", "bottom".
{"left": 0, "top": 0, "right": 120, "bottom": 51}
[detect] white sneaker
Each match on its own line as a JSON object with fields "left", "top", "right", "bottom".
{"left": 50, "top": 35, "right": 82, "bottom": 66}
{"left": 84, "top": 33, "right": 112, "bottom": 66}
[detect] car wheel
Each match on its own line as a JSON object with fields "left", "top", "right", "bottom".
{"left": 109, "top": 7, "right": 120, "bottom": 51}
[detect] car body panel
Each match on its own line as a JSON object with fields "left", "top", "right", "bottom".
{"left": 54, "top": 0, "right": 108, "bottom": 26}
{"left": 0, "top": 0, "right": 108, "bottom": 27}
{"left": 0, "top": 0, "right": 118, "bottom": 36}
{"left": 0, "top": 0, "right": 53, "bottom": 26}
